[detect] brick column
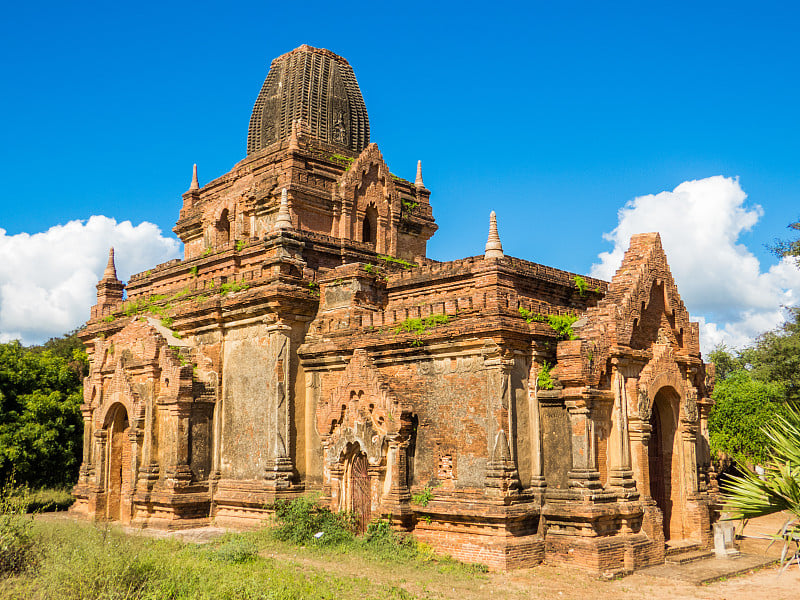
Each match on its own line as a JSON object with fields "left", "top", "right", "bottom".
{"left": 265, "top": 323, "right": 294, "bottom": 489}
{"left": 607, "top": 364, "right": 638, "bottom": 499}
{"left": 565, "top": 397, "right": 603, "bottom": 495}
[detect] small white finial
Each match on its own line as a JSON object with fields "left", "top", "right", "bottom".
{"left": 274, "top": 188, "right": 293, "bottom": 231}
{"left": 484, "top": 211, "right": 504, "bottom": 259}
{"left": 415, "top": 160, "right": 424, "bottom": 188}
{"left": 288, "top": 120, "right": 299, "bottom": 151}
{"left": 189, "top": 164, "right": 199, "bottom": 191}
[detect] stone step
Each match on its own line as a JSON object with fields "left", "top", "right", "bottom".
{"left": 665, "top": 541, "right": 703, "bottom": 556}
{"left": 665, "top": 549, "right": 714, "bottom": 565}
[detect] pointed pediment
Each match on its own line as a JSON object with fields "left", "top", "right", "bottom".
{"left": 594, "top": 233, "right": 698, "bottom": 353}
{"left": 338, "top": 143, "right": 397, "bottom": 201}
{"left": 556, "top": 233, "right": 701, "bottom": 389}
{"left": 316, "top": 349, "right": 409, "bottom": 441}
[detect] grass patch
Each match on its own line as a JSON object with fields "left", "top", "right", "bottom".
{"left": 0, "top": 480, "right": 37, "bottom": 578}
{"left": 1, "top": 517, "right": 431, "bottom": 599}
{"left": 18, "top": 488, "right": 74, "bottom": 513}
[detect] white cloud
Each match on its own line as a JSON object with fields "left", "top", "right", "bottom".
{"left": 591, "top": 176, "right": 800, "bottom": 355}
{"left": 0, "top": 216, "right": 181, "bottom": 345}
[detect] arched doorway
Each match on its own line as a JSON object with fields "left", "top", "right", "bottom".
{"left": 345, "top": 446, "right": 371, "bottom": 533}
{"left": 216, "top": 209, "right": 231, "bottom": 246}
{"left": 105, "top": 403, "right": 130, "bottom": 522}
{"left": 362, "top": 205, "right": 377, "bottom": 247}
{"left": 649, "top": 387, "right": 678, "bottom": 540}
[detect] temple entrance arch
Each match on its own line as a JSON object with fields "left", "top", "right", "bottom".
{"left": 105, "top": 403, "right": 131, "bottom": 522}
{"left": 343, "top": 444, "right": 372, "bottom": 533}
{"left": 649, "top": 386, "right": 679, "bottom": 540}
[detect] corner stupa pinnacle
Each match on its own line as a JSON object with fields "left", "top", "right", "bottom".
{"left": 289, "top": 120, "right": 299, "bottom": 151}
{"left": 274, "top": 188, "right": 293, "bottom": 231}
{"left": 484, "top": 211, "right": 504, "bottom": 259}
{"left": 103, "top": 247, "right": 119, "bottom": 281}
{"left": 189, "top": 164, "right": 199, "bottom": 191}
{"left": 415, "top": 160, "right": 424, "bottom": 188}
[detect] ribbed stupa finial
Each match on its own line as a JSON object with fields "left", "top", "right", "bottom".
{"left": 189, "top": 164, "right": 199, "bottom": 191}
{"left": 484, "top": 211, "right": 504, "bottom": 259}
{"left": 274, "top": 188, "right": 293, "bottom": 231}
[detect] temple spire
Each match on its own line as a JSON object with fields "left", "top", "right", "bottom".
{"left": 189, "top": 164, "right": 199, "bottom": 191}
{"left": 103, "top": 247, "right": 119, "bottom": 281}
{"left": 484, "top": 211, "right": 504, "bottom": 259}
{"left": 415, "top": 160, "right": 424, "bottom": 188}
{"left": 274, "top": 188, "right": 293, "bottom": 231}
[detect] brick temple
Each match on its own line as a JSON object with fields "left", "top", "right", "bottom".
{"left": 72, "top": 44, "right": 718, "bottom": 573}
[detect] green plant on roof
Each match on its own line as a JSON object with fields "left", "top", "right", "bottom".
{"left": 219, "top": 280, "right": 249, "bottom": 296}
{"left": 573, "top": 275, "right": 588, "bottom": 297}
{"left": 392, "top": 314, "right": 451, "bottom": 347}
{"left": 518, "top": 307, "right": 578, "bottom": 340}
{"left": 330, "top": 153, "right": 355, "bottom": 171}
{"left": 401, "top": 199, "right": 419, "bottom": 212}
{"left": 235, "top": 240, "right": 246, "bottom": 252}
{"left": 160, "top": 316, "right": 174, "bottom": 328}
{"left": 411, "top": 486, "right": 434, "bottom": 507}
{"left": 189, "top": 266, "right": 198, "bottom": 277}
{"left": 537, "top": 361, "right": 555, "bottom": 390}
{"left": 378, "top": 254, "right": 414, "bottom": 269}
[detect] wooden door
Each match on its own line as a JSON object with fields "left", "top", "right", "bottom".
{"left": 350, "top": 452, "right": 371, "bottom": 533}
{"left": 649, "top": 407, "right": 670, "bottom": 538}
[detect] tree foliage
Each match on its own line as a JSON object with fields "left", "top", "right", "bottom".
{"left": 0, "top": 335, "right": 84, "bottom": 488}
{"left": 770, "top": 218, "right": 800, "bottom": 265}
{"left": 708, "top": 370, "right": 787, "bottom": 465}
{"left": 707, "top": 309, "right": 800, "bottom": 463}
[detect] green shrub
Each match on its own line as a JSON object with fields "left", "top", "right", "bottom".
{"left": 272, "top": 495, "right": 356, "bottom": 546}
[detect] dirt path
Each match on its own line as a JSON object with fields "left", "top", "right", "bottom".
{"left": 263, "top": 545, "right": 799, "bottom": 600}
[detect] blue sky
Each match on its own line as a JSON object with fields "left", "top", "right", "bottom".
{"left": 2, "top": 1, "right": 799, "bottom": 347}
